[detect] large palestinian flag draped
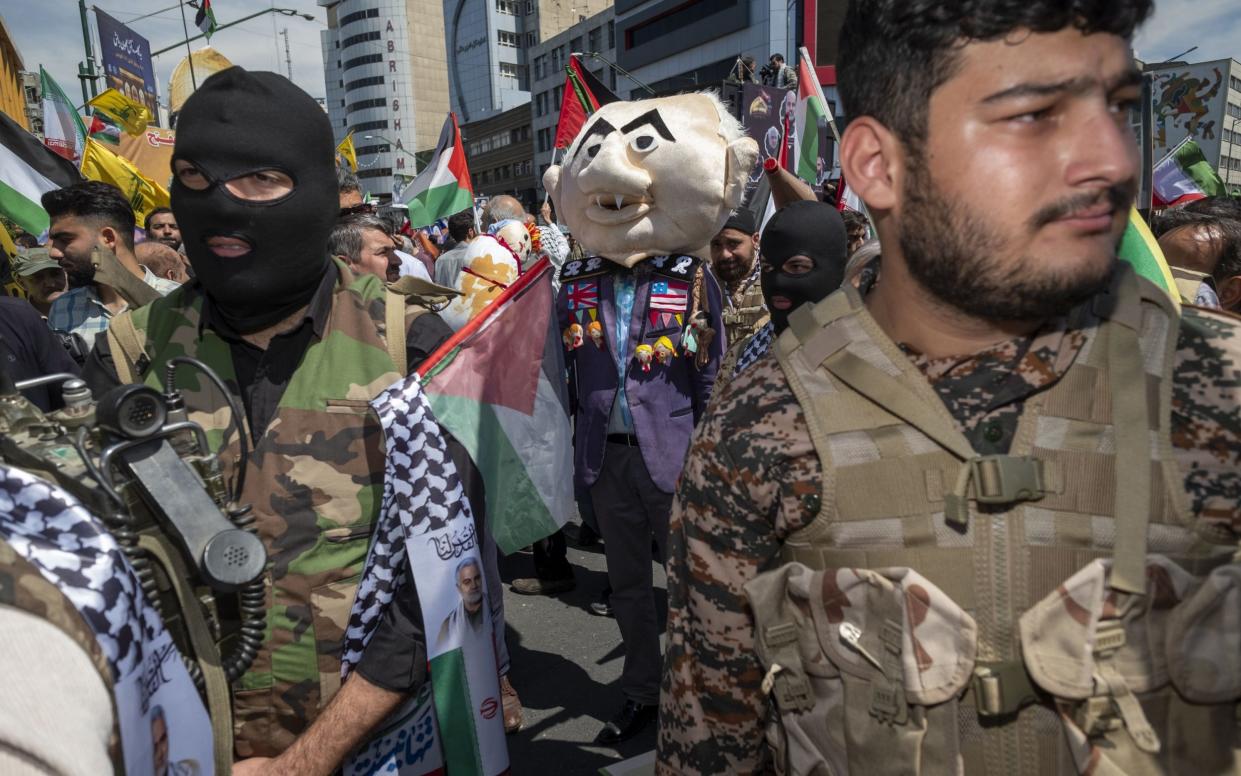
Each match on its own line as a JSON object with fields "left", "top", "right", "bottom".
{"left": 792, "top": 46, "right": 833, "bottom": 187}
{"left": 40, "top": 67, "right": 87, "bottom": 162}
{"left": 418, "top": 257, "right": 573, "bottom": 554}
{"left": 401, "top": 113, "right": 473, "bottom": 229}
{"left": 553, "top": 55, "right": 619, "bottom": 150}
{"left": 0, "top": 110, "right": 83, "bottom": 234}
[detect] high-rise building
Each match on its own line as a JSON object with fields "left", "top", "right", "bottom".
{"left": 1146, "top": 58, "right": 1241, "bottom": 196}
{"left": 442, "top": 0, "right": 611, "bottom": 123}
{"left": 528, "top": 7, "right": 617, "bottom": 197}
{"left": 320, "top": 0, "right": 452, "bottom": 201}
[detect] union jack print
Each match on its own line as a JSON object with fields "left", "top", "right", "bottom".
{"left": 566, "top": 280, "right": 599, "bottom": 310}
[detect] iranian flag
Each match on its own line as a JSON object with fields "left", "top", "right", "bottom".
{"left": 417, "top": 257, "right": 573, "bottom": 554}
{"left": 0, "top": 110, "right": 83, "bottom": 234}
{"left": 401, "top": 113, "right": 474, "bottom": 229}
{"left": 1152, "top": 136, "right": 1226, "bottom": 208}
{"left": 40, "top": 67, "right": 87, "bottom": 162}
{"left": 793, "top": 46, "right": 833, "bottom": 187}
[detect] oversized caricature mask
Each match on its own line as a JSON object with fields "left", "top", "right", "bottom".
{"left": 543, "top": 94, "right": 759, "bottom": 267}
{"left": 172, "top": 67, "right": 338, "bottom": 332}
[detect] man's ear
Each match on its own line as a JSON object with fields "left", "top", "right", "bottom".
{"left": 98, "top": 226, "right": 120, "bottom": 253}
{"left": 839, "top": 117, "right": 903, "bottom": 213}
{"left": 724, "top": 136, "right": 760, "bottom": 208}
{"left": 1217, "top": 273, "right": 1241, "bottom": 312}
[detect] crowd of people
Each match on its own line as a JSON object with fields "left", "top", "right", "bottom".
{"left": 0, "top": 0, "right": 1239, "bottom": 774}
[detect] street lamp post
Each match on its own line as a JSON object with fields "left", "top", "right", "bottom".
{"left": 362, "top": 134, "right": 419, "bottom": 175}
{"left": 151, "top": 7, "right": 316, "bottom": 57}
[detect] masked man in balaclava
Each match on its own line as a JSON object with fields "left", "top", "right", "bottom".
{"left": 83, "top": 67, "right": 459, "bottom": 771}
{"left": 725, "top": 200, "right": 849, "bottom": 379}
{"left": 544, "top": 92, "right": 754, "bottom": 744}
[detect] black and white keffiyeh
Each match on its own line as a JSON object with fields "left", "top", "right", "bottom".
{"left": 341, "top": 374, "right": 475, "bottom": 674}
{"left": 0, "top": 464, "right": 163, "bottom": 681}
{"left": 735, "top": 320, "right": 775, "bottom": 376}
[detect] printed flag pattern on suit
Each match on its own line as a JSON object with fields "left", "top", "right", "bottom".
{"left": 649, "top": 278, "right": 689, "bottom": 328}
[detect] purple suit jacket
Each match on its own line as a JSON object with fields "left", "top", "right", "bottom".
{"left": 557, "top": 254, "right": 725, "bottom": 494}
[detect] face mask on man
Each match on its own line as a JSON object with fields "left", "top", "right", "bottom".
{"left": 171, "top": 67, "right": 338, "bottom": 333}
{"left": 759, "top": 200, "right": 849, "bottom": 332}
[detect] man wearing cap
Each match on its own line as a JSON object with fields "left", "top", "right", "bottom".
{"left": 11, "top": 249, "right": 67, "bottom": 318}
{"left": 708, "top": 209, "right": 767, "bottom": 349}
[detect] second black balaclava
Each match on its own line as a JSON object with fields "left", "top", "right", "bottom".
{"left": 172, "top": 67, "right": 337, "bottom": 333}
{"left": 760, "top": 200, "right": 849, "bottom": 332}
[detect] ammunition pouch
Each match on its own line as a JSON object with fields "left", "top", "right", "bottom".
{"left": 746, "top": 562, "right": 977, "bottom": 776}
{"left": 1019, "top": 554, "right": 1241, "bottom": 775}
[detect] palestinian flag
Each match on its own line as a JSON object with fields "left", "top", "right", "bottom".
{"left": 401, "top": 113, "right": 473, "bottom": 229}
{"left": 1117, "top": 206, "right": 1179, "bottom": 310}
{"left": 195, "top": 0, "right": 218, "bottom": 40}
{"left": 1152, "top": 136, "right": 1225, "bottom": 208}
{"left": 0, "top": 110, "right": 83, "bottom": 235}
{"left": 88, "top": 114, "right": 122, "bottom": 145}
{"left": 40, "top": 67, "right": 87, "bottom": 162}
{"left": 553, "top": 55, "right": 619, "bottom": 150}
{"left": 793, "top": 46, "right": 833, "bottom": 187}
{"left": 417, "top": 257, "right": 573, "bottom": 554}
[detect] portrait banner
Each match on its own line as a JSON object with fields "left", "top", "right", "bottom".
{"left": 95, "top": 9, "right": 160, "bottom": 127}
{"left": 341, "top": 377, "right": 508, "bottom": 776}
{"left": 740, "top": 83, "right": 792, "bottom": 211}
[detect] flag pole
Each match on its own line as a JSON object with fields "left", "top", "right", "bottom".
{"left": 177, "top": 1, "right": 199, "bottom": 90}
{"left": 542, "top": 146, "right": 560, "bottom": 206}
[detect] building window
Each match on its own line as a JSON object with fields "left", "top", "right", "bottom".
{"left": 500, "top": 62, "right": 519, "bottom": 78}
{"left": 608, "top": 20, "right": 615, "bottom": 49}
{"left": 588, "top": 27, "right": 601, "bottom": 53}
{"left": 525, "top": 1, "right": 533, "bottom": 14}
{"left": 355, "top": 144, "right": 390, "bottom": 156}
{"left": 357, "top": 167, "right": 392, "bottom": 179}
{"left": 496, "top": 0, "right": 519, "bottom": 13}
{"left": 345, "top": 75, "right": 385, "bottom": 91}
{"left": 342, "top": 31, "right": 381, "bottom": 50}
{"left": 527, "top": 31, "right": 537, "bottom": 47}
{"left": 554, "top": 85, "right": 563, "bottom": 106}
{"left": 1232, "top": 75, "right": 1241, "bottom": 92}
{"left": 344, "top": 53, "right": 383, "bottom": 72}
{"left": 347, "top": 97, "right": 386, "bottom": 113}
{"left": 571, "top": 36, "right": 583, "bottom": 55}
{"left": 533, "top": 55, "right": 546, "bottom": 80}
{"left": 349, "top": 119, "right": 390, "bottom": 133}
{"left": 498, "top": 31, "right": 520, "bottom": 47}
{"left": 339, "top": 8, "right": 379, "bottom": 27}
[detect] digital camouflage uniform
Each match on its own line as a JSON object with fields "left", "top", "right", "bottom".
{"left": 110, "top": 260, "right": 407, "bottom": 757}
{"left": 658, "top": 270, "right": 1241, "bottom": 774}
{"left": 714, "top": 263, "right": 768, "bottom": 390}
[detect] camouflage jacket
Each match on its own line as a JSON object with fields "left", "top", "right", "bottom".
{"left": 123, "top": 261, "right": 404, "bottom": 757}
{"left": 657, "top": 299, "right": 1241, "bottom": 773}
{"left": 720, "top": 263, "right": 768, "bottom": 348}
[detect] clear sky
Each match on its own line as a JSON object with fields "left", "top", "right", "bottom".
{"left": 4, "top": 0, "right": 1240, "bottom": 111}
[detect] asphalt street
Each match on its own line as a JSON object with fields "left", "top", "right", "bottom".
{"left": 498, "top": 521, "right": 665, "bottom": 775}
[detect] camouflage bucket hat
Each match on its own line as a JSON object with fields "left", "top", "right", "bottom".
{"left": 11, "top": 248, "right": 60, "bottom": 276}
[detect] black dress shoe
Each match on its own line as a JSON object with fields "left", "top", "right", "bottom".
{"left": 575, "top": 522, "right": 600, "bottom": 547}
{"left": 589, "top": 587, "right": 613, "bottom": 617}
{"left": 594, "top": 699, "right": 657, "bottom": 745}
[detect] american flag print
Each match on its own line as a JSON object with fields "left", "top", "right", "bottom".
{"left": 649, "top": 279, "right": 689, "bottom": 313}
{"left": 565, "top": 280, "right": 599, "bottom": 310}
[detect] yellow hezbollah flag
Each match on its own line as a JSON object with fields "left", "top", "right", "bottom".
{"left": 337, "top": 132, "right": 358, "bottom": 172}
{"left": 79, "top": 139, "right": 170, "bottom": 225}
{"left": 1116, "top": 206, "right": 1180, "bottom": 312}
{"left": 88, "top": 88, "right": 153, "bottom": 136}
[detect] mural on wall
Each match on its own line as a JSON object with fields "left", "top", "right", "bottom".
{"left": 1152, "top": 64, "right": 1225, "bottom": 164}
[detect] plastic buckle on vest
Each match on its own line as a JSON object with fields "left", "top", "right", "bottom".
{"left": 971, "top": 660, "right": 1040, "bottom": 718}
{"left": 1084, "top": 621, "right": 1162, "bottom": 754}
{"left": 763, "top": 622, "right": 814, "bottom": 713}
{"left": 946, "top": 455, "right": 1047, "bottom": 529}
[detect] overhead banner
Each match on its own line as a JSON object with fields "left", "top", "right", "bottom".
{"left": 95, "top": 9, "right": 160, "bottom": 127}
{"left": 117, "top": 127, "right": 177, "bottom": 189}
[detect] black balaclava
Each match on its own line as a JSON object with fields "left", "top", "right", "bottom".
{"left": 172, "top": 67, "right": 337, "bottom": 333}
{"left": 760, "top": 200, "right": 849, "bottom": 332}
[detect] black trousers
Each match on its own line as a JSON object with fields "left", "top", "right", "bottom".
{"left": 589, "top": 441, "right": 672, "bottom": 705}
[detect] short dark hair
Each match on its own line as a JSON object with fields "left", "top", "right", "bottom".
{"left": 41, "top": 181, "right": 137, "bottom": 249}
{"left": 837, "top": 1, "right": 1153, "bottom": 150}
{"left": 144, "top": 207, "right": 174, "bottom": 232}
{"left": 448, "top": 209, "right": 476, "bottom": 241}
{"left": 1154, "top": 197, "right": 1241, "bottom": 280}
{"left": 770, "top": 53, "right": 784, "bottom": 63}
{"left": 14, "top": 232, "right": 39, "bottom": 249}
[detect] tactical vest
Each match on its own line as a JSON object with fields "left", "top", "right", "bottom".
{"left": 1169, "top": 264, "right": 1216, "bottom": 306}
{"left": 0, "top": 539, "right": 122, "bottom": 772}
{"left": 721, "top": 276, "right": 768, "bottom": 348}
{"left": 750, "top": 266, "right": 1241, "bottom": 775}
{"left": 110, "top": 261, "right": 408, "bottom": 758}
